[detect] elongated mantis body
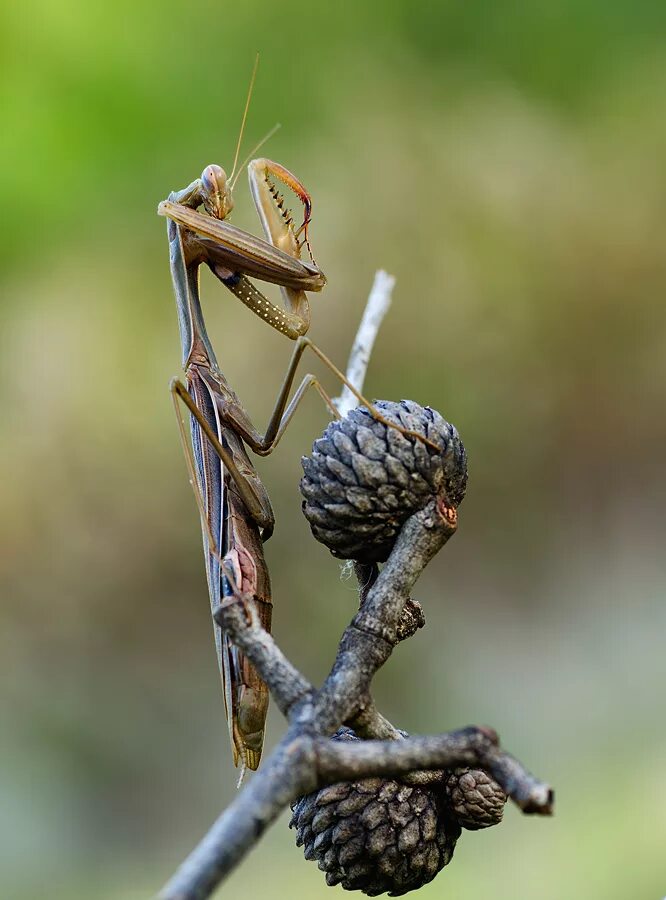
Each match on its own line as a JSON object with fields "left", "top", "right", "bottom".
{"left": 163, "top": 147, "right": 352, "bottom": 773}
{"left": 162, "top": 161, "right": 440, "bottom": 773}
{"left": 160, "top": 69, "right": 444, "bottom": 775}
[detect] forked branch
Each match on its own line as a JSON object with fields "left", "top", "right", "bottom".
{"left": 159, "top": 500, "right": 552, "bottom": 900}
{"left": 158, "top": 274, "right": 553, "bottom": 900}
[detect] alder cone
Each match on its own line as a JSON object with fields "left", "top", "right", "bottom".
{"left": 444, "top": 767, "right": 507, "bottom": 830}
{"left": 300, "top": 400, "right": 467, "bottom": 563}
{"left": 290, "top": 746, "right": 461, "bottom": 896}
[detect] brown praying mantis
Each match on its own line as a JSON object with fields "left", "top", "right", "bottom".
{"left": 158, "top": 67, "right": 441, "bottom": 776}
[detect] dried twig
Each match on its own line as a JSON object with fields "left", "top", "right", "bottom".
{"left": 333, "top": 269, "right": 395, "bottom": 416}
{"left": 159, "top": 500, "right": 552, "bottom": 900}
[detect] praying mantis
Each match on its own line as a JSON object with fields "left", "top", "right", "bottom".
{"left": 159, "top": 157, "right": 332, "bottom": 774}
{"left": 158, "top": 64, "right": 440, "bottom": 776}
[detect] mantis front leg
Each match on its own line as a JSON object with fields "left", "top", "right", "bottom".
{"left": 158, "top": 157, "right": 325, "bottom": 340}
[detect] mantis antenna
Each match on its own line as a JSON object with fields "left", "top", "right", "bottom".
{"left": 230, "top": 123, "right": 282, "bottom": 194}
{"left": 229, "top": 53, "right": 260, "bottom": 185}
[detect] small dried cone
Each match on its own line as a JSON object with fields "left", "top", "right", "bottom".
{"left": 289, "top": 730, "right": 462, "bottom": 897}
{"left": 300, "top": 400, "right": 467, "bottom": 563}
{"left": 445, "top": 768, "right": 507, "bottom": 830}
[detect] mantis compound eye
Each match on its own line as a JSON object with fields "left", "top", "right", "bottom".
{"left": 202, "top": 164, "right": 227, "bottom": 191}
{"left": 201, "top": 164, "right": 233, "bottom": 218}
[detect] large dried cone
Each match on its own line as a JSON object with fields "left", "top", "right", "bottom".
{"left": 290, "top": 778, "right": 460, "bottom": 897}
{"left": 300, "top": 400, "right": 467, "bottom": 563}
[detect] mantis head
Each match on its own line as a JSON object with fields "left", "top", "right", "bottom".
{"left": 201, "top": 164, "right": 234, "bottom": 220}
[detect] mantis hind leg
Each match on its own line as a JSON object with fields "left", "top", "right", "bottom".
{"left": 170, "top": 377, "right": 274, "bottom": 540}
{"left": 210, "top": 335, "right": 443, "bottom": 459}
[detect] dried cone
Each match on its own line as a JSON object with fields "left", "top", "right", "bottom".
{"left": 300, "top": 400, "right": 467, "bottom": 563}
{"left": 444, "top": 768, "right": 507, "bottom": 831}
{"left": 290, "top": 733, "right": 461, "bottom": 897}
{"left": 289, "top": 731, "right": 506, "bottom": 896}
{"left": 290, "top": 779, "right": 459, "bottom": 896}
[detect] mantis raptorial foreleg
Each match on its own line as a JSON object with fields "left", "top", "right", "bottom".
{"left": 158, "top": 154, "right": 325, "bottom": 340}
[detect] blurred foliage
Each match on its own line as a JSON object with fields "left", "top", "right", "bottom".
{"left": 1, "top": 1, "right": 665, "bottom": 898}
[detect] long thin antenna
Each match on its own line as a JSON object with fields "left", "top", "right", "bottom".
{"left": 230, "top": 123, "right": 281, "bottom": 193}
{"left": 229, "top": 53, "right": 260, "bottom": 184}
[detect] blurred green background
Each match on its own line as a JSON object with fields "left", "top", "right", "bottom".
{"left": 2, "top": 1, "right": 665, "bottom": 897}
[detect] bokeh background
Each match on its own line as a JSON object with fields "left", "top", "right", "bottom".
{"left": 2, "top": 2, "right": 665, "bottom": 898}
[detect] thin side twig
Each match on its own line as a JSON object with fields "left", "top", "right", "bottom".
{"left": 314, "top": 728, "right": 553, "bottom": 814}
{"left": 333, "top": 269, "right": 395, "bottom": 416}
{"left": 215, "top": 590, "right": 313, "bottom": 718}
